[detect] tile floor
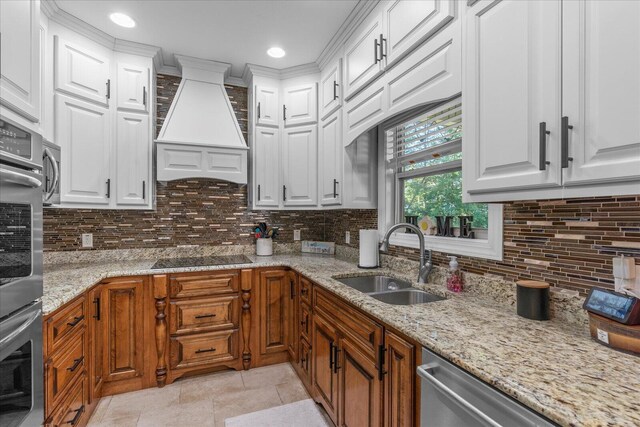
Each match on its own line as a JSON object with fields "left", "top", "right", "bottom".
{"left": 87, "top": 363, "right": 313, "bottom": 427}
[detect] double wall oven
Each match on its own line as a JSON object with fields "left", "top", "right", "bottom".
{"left": 0, "top": 116, "right": 44, "bottom": 426}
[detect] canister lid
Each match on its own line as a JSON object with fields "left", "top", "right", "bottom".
{"left": 516, "top": 280, "right": 550, "bottom": 289}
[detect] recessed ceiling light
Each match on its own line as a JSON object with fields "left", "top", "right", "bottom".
{"left": 267, "top": 47, "right": 286, "bottom": 58}
{"left": 110, "top": 12, "right": 136, "bottom": 28}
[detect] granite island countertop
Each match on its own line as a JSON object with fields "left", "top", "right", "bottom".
{"left": 43, "top": 252, "right": 640, "bottom": 427}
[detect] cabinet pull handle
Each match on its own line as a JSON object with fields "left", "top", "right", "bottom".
{"left": 561, "top": 116, "right": 574, "bottom": 168}
{"left": 257, "top": 184, "right": 261, "bottom": 201}
{"left": 66, "top": 315, "right": 84, "bottom": 327}
{"left": 539, "top": 122, "right": 551, "bottom": 171}
{"left": 300, "top": 287, "right": 308, "bottom": 295}
{"left": 329, "top": 341, "right": 335, "bottom": 370}
{"left": 379, "top": 34, "right": 387, "bottom": 60}
{"left": 93, "top": 297, "right": 101, "bottom": 321}
{"left": 283, "top": 105, "right": 287, "bottom": 121}
{"left": 377, "top": 344, "right": 387, "bottom": 381}
{"left": 283, "top": 185, "right": 287, "bottom": 201}
{"left": 67, "top": 356, "right": 84, "bottom": 373}
{"left": 374, "top": 38, "right": 380, "bottom": 63}
{"left": 290, "top": 279, "right": 296, "bottom": 299}
{"left": 106, "top": 79, "right": 111, "bottom": 100}
{"left": 143, "top": 86, "right": 147, "bottom": 107}
{"left": 300, "top": 319, "right": 306, "bottom": 327}
{"left": 67, "top": 405, "right": 85, "bottom": 426}
{"left": 333, "top": 81, "right": 339, "bottom": 101}
{"left": 195, "top": 347, "right": 216, "bottom": 354}
{"left": 106, "top": 179, "right": 111, "bottom": 199}
{"left": 333, "top": 179, "right": 339, "bottom": 198}
{"left": 333, "top": 345, "right": 341, "bottom": 373}
{"left": 195, "top": 313, "right": 216, "bottom": 319}
{"left": 257, "top": 102, "right": 261, "bottom": 119}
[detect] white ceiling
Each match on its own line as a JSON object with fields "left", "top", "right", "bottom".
{"left": 55, "top": 0, "right": 359, "bottom": 77}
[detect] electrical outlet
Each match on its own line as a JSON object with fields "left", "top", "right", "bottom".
{"left": 345, "top": 231, "right": 350, "bottom": 244}
{"left": 293, "top": 230, "right": 301, "bottom": 241}
{"left": 81, "top": 233, "right": 93, "bottom": 248}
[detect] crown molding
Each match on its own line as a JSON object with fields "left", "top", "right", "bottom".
{"left": 157, "top": 64, "right": 181, "bottom": 77}
{"left": 242, "top": 62, "right": 320, "bottom": 84}
{"left": 225, "top": 76, "right": 247, "bottom": 87}
{"left": 280, "top": 62, "right": 321, "bottom": 80}
{"left": 316, "top": 0, "right": 380, "bottom": 69}
{"left": 113, "top": 39, "right": 161, "bottom": 59}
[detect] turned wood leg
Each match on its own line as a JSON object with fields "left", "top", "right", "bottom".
{"left": 153, "top": 275, "right": 168, "bottom": 387}
{"left": 241, "top": 269, "right": 252, "bottom": 370}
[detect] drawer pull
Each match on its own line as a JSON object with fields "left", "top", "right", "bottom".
{"left": 66, "top": 405, "right": 85, "bottom": 426}
{"left": 195, "top": 313, "right": 217, "bottom": 319}
{"left": 195, "top": 347, "right": 216, "bottom": 354}
{"left": 67, "top": 356, "right": 84, "bottom": 373}
{"left": 300, "top": 288, "right": 308, "bottom": 295}
{"left": 66, "top": 315, "right": 84, "bottom": 327}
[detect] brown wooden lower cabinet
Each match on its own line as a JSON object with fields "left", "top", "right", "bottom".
{"left": 312, "top": 312, "right": 340, "bottom": 424}
{"left": 383, "top": 331, "right": 415, "bottom": 427}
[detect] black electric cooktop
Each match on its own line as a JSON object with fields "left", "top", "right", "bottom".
{"left": 151, "top": 255, "right": 253, "bottom": 270}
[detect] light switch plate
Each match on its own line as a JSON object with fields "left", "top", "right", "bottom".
{"left": 294, "top": 230, "right": 301, "bottom": 241}
{"left": 82, "top": 233, "right": 93, "bottom": 248}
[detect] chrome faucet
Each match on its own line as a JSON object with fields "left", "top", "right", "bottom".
{"left": 379, "top": 223, "right": 433, "bottom": 284}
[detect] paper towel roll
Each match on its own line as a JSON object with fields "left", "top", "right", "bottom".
{"left": 359, "top": 230, "right": 379, "bottom": 268}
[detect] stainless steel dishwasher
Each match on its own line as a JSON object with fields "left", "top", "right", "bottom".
{"left": 418, "top": 348, "right": 557, "bottom": 427}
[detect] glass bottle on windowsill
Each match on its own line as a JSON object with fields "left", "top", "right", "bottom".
{"left": 446, "top": 256, "right": 464, "bottom": 293}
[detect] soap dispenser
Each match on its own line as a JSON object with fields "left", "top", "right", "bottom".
{"left": 446, "top": 256, "right": 464, "bottom": 293}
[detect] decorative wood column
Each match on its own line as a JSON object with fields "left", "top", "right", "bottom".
{"left": 152, "top": 275, "right": 168, "bottom": 387}
{"left": 240, "top": 269, "right": 252, "bottom": 370}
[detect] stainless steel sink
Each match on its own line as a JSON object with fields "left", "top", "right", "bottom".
{"left": 336, "top": 275, "right": 413, "bottom": 293}
{"left": 369, "top": 289, "right": 445, "bottom": 305}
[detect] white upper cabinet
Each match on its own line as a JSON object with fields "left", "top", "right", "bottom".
{"left": 56, "top": 93, "right": 111, "bottom": 205}
{"left": 115, "top": 112, "right": 150, "bottom": 206}
{"left": 282, "top": 125, "right": 317, "bottom": 206}
{"left": 256, "top": 85, "right": 280, "bottom": 127}
{"left": 463, "top": 0, "right": 562, "bottom": 195}
{"left": 344, "top": 129, "right": 377, "bottom": 209}
{"left": 319, "top": 111, "right": 343, "bottom": 206}
{"left": 320, "top": 59, "right": 342, "bottom": 119}
{"left": 117, "top": 63, "right": 149, "bottom": 113}
{"left": 283, "top": 83, "right": 317, "bottom": 127}
{"left": 382, "top": 0, "right": 456, "bottom": 68}
{"left": 0, "top": 0, "right": 40, "bottom": 122}
{"left": 254, "top": 126, "right": 281, "bottom": 208}
{"left": 343, "top": 11, "right": 384, "bottom": 99}
{"left": 54, "top": 36, "right": 111, "bottom": 106}
{"left": 562, "top": 0, "right": 640, "bottom": 186}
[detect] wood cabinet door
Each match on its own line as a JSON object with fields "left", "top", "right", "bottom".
{"left": 101, "top": 278, "right": 145, "bottom": 383}
{"left": 258, "top": 270, "right": 289, "bottom": 355}
{"left": 116, "top": 62, "right": 149, "bottom": 112}
{"left": 55, "top": 93, "right": 111, "bottom": 206}
{"left": 383, "top": 332, "right": 415, "bottom": 427}
{"left": 0, "top": 0, "right": 40, "bottom": 121}
{"left": 88, "top": 286, "right": 104, "bottom": 402}
{"left": 254, "top": 126, "right": 280, "bottom": 208}
{"left": 283, "top": 83, "right": 317, "bottom": 127}
{"left": 344, "top": 11, "right": 384, "bottom": 99}
{"left": 319, "top": 110, "right": 343, "bottom": 206}
{"left": 115, "top": 111, "right": 150, "bottom": 206}
{"left": 320, "top": 59, "right": 342, "bottom": 119}
{"left": 337, "top": 336, "right": 382, "bottom": 427}
{"left": 282, "top": 125, "right": 317, "bottom": 207}
{"left": 312, "top": 313, "right": 339, "bottom": 424}
{"left": 286, "top": 272, "right": 299, "bottom": 361}
{"left": 54, "top": 35, "right": 111, "bottom": 106}
{"left": 462, "top": 0, "right": 562, "bottom": 196}
{"left": 562, "top": 0, "right": 640, "bottom": 186}
{"left": 256, "top": 85, "right": 280, "bottom": 127}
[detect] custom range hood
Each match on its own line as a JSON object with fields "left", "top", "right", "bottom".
{"left": 156, "top": 55, "right": 248, "bottom": 184}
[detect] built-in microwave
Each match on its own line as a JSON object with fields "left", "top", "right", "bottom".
{"left": 42, "top": 140, "right": 60, "bottom": 206}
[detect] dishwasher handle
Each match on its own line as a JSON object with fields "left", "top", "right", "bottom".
{"left": 417, "top": 364, "right": 502, "bottom": 427}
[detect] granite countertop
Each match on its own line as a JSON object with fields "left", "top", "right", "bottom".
{"left": 43, "top": 252, "right": 640, "bottom": 427}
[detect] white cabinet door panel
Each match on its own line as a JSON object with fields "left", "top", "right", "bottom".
{"left": 382, "top": 0, "right": 456, "bottom": 68}
{"left": 283, "top": 83, "right": 317, "bottom": 127}
{"left": 462, "top": 0, "right": 562, "bottom": 196}
{"left": 562, "top": 0, "right": 640, "bottom": 185}
{"left": 55, "top": 36, "right": 111, "bottom": 106}
{"left": 344, "top": 129, "right": 377, "bottom": 209}
{"left": 344, "top": 79, "right": 387, "bottom": 147}
{"left": 0, "top": 0, "right": 40, "bottom": 122}
{"left": 55, "top": 94, "right": 110, "bottom": 205}
{"left": 344, "top": 12, "right": 384, "bottom": 99}
{"left": 319, "top": 111, "right": 343, "bottom": 206}
{"left": 282, "top": 125, "right": 317, "bottom": 206}
{"left": 117, "top": 63, "right": 149, "bottom": 112}
{"left": 256, "top": 85, "right": 279, "bottom": 127}
{"left": 320, "top": 59, "right": 342, "bottom": 119}
{"left": 116, "top": 112, "right": 149, "bottom": 206}
{"left": 254, "top": 127, "right": 280, "bottom": 207}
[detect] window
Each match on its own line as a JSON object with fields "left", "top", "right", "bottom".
{"left": 379, "top": 96, "right": 503, "bottom": 260}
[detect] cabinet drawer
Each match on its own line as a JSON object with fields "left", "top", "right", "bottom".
{"left": 299, "top": 276, "right": 312, "bottom": 305}
{"left": 169, "top": 271, "right": 239, "bottom": 298}
{"left": 299, "top": 302, "right": 311, "bottom": 343}
{"left": 45, "top": 296, "right": 86, "bottom": 355}
{"left": 47, "top": 372, "right": 88, "bottom": 427}
{"left": 170, "top": 329, "right": 238, "bottom": 370}
{"left": 169, "top": 296, "right": 239, "bottom": 334}
{"left": 314, "top": 287, "right": 382, "bottom": 361}
{"left": 46, "top": 328, "right": 86, "bottom": 410}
